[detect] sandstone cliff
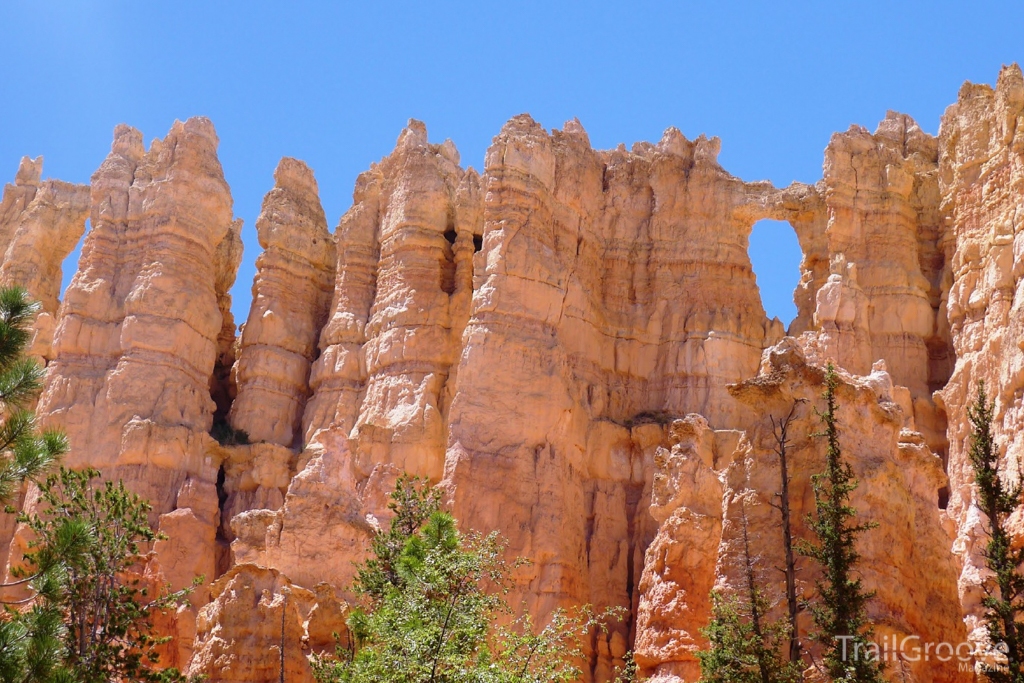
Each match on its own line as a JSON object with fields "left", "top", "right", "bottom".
{"left": 0, "top": 157, "right": 89, "bottom": 572}
{"left": 33, "top": 118, "right": 242, "bottom": 607}
{"left": 3, "top": 66, "right": 1023, "bottom": 683}
{"left": 0, "top": 156, "right": 90, "bottom": 360}
{"left": 230, "top": 157, "right": 335, "bottom": 448}
{"left": 229, "top": 121, "right": 480, "bottom": 600}
{"left": 634, "top": 340, "right": 965, "bottom": 682}
{"left": 443, "top": 116, "right": 788, "bottom": 678}
{"left": 799, "top": 112, "right": 952, "bottom": 458}
{"left": 936, "top": 63, "right": 1024, "bottom": 647}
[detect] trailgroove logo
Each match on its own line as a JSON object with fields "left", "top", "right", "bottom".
{"left": 837, "top": 634, "right": 1008, "bottom": 666}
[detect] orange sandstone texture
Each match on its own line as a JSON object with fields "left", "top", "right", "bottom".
{"left": 796, "top": 113, "right": 953, "bottom": 458}
{"left": 0, "top": 156, "right": 90, "bottom": 361}
{"left": 936, "top": 64, "right": 1024, "bottom": 648}
{"left": 230, "top": 158, "right": 335, "bottom": 448}
{"left": 187, "top": 564, "right": 347, "bottom": 683}
{"left": 443, "top": 115, "right": 788, "bottom": 679}
{"left": 230, "top": 121, "right": 481, "bottom": 595}
{"left": 34, "top": 118, "right": 241, "bottom": 601}
{"left": 217, "top": 158, "right": 335, "bottom": 551}
{"left": 635, "top": 339, "right": 966, "bottom": 683}
{"left": 2, "top": 66, "right": 1023, "bottom": 682}
{"left": 0, "top": 157, "right": 89, "bottom": 572}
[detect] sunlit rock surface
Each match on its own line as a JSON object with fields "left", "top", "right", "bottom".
{"left": 936, "top": 64, "right": 1024, "bottom": 649}
{"left": 2, "top": 66, "right": 1023, "bottom": 682}
{"left": 0, "top": 156, "right": 89, "bottom": 360}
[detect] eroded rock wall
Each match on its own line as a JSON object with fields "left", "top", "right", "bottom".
{"left": 230, "top": 158, "right": 335, "bottom": 447}
{"left": 5, "top": 65, "right": 1024, "bottom": 683}
{"left": 187, "top": 564, "right": 347, "bottom": 683}
{"left": 444, "top": 116, "right": 798, "bottom": 677}
{"left": 230, "top": 121, "right": 480, "bottom": 593}
{"left": 0, "top": 157, "right": 90, "bottom": 571}
{"left": 635, "top": 339, "right": 966, "bottom": 683}
{"left": 0, "top": 156, "right": 90, "bottom": 360}
{"left": 937, "top": 64, "right": 1024, "bottom": 646}
{"left": 765, "top": 114, "right": 953, "bottom": 459}
{"left": 34, "top": 118, "right": 242, "bottom": 597}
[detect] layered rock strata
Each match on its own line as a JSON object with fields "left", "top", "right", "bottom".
{"left": 231, "top": 121, "right": 481, "bottom": 592}
{"left": 443, "top": 116, "right": 794, "bottom": 676}
{"left": 792, "top": 113, "right": 952, "bottom": 458}
{"left": 936, "top": 64, "right": 1024, "bottom": 646}
{"left": 302, "top": 121, "right": 476, "bottom": 475}
{"left": 34, "top": 118, "right": 242, "bottom": 597}
{"left": 0, "top": 156, "right": 90, "bottom": 360}
{"left": 229, "top": 158, "right": 335, "bottom": 447}
{"left": 3, "top": 66, "right": 1024, "bottom": 683}
{"left": 187, "top": 564, "right": 347, "bottom": 683}
{"left": 634, "top": 339, "right": 966, "bottom": 683}
{"left": 224, "top": 110, "right": 993, "bottom": 680}
{"left": 0, "top": 158, "right": 90, "bottom": 571}
{"left": 218, "top": 158, "right": 335, "bottom": 547}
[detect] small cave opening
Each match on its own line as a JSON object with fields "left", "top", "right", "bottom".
{"left": 473, "top": 233, "right": 483, "bottom": 253}
{"left": 440, "top": 222, "right": 457, "bottom": 295}
{"left": 938, "top": 485, "right": 950, "bottom": 510}
{"left": 926, "top": 335, "right": 955, "bottom": 395}
{"left": 748, "top": 219, "right": 802, "bottom": 330}
{"left": 214, "top": 463, "right": 232, "bottom": 576}
{"left": 216, "top": 463, "right": 228, "bottom": 513}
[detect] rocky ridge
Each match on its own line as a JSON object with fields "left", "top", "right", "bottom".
{"left": 0, "top": 66, "right": 1021, "bottom": 682}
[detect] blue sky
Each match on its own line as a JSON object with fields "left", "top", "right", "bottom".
{"left": 2, "top": 1, "right": 1022, "bottom": 327}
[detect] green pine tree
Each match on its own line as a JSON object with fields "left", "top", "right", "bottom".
{"left": 0, "top": 286, "right": 66, "bottom": 505}
{"left": 16, "top": 467, "right": 199, "bottom": 683}
{"left": 968, "top": 380, "right": 1024, "bottom": 682}
{"left": 799, "top": 363, "right": 883, "bottom": 682}
{"left": 0, "top": 286, "right": 194, "bottom": 682}
{"left": 313, "top": 474, "right": 620, "bottom": 683}
{"left": 698, "top": 501, "right": 802, "bottom": 683}
{"left": 0, "top": 286, "right": 70, "bottom": 683}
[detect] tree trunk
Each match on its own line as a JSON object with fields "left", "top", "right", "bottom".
{"left": 772, "top": 403, "right": 802, "bottom": 665}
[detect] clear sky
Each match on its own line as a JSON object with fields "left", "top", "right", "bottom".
{"left": 2, "top": 1, "right": 1022, "bottom": 328}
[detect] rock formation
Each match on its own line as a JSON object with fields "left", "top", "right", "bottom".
{"left": 217, "top": 158, "right": 335, "bottom": 550}
{"left": 230, "top": 121, "right": 480, "bottom": 593}
{"left": 635, "top": 339, "right": 966, "bottom": 682}
{"left": 187, "top": 564, "right": 347, "bottom": 683}
{"left": 443, "top": 116, "right": 791, "bottom": 676}
{"left": 795, "top": 113, "right": 952, "bottom": 458}
{"left": 0, "top": 156, "right": 90, "bottom": 360}
{"left": 0, "top": 158, "right": 90, "bottom": 571}
{"left": 33, "top": 118, "right": 242, "bottom": 599}
{"left": 936, "top": 63, "right": 1024, "bottom": 646}
{"left": 229, "top": 158, "right": 335, "bottom": 447}
{"left": 3, "top": 65, "right": 1024, "bottom": 682}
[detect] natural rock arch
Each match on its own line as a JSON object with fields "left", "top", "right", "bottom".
{"left": 747, "top": 217, "right": 802, "bottom": 329}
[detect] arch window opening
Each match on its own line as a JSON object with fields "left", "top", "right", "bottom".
{"left": 748, "top": 219, "right": 802, "bottom": 330}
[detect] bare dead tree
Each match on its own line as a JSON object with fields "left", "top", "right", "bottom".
{"left": 768, "top": 401, "right": 803, "bottom": 665}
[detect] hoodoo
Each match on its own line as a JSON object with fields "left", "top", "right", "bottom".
{"left": 2, "top": 65, "right": 1022, "bottom": 683}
